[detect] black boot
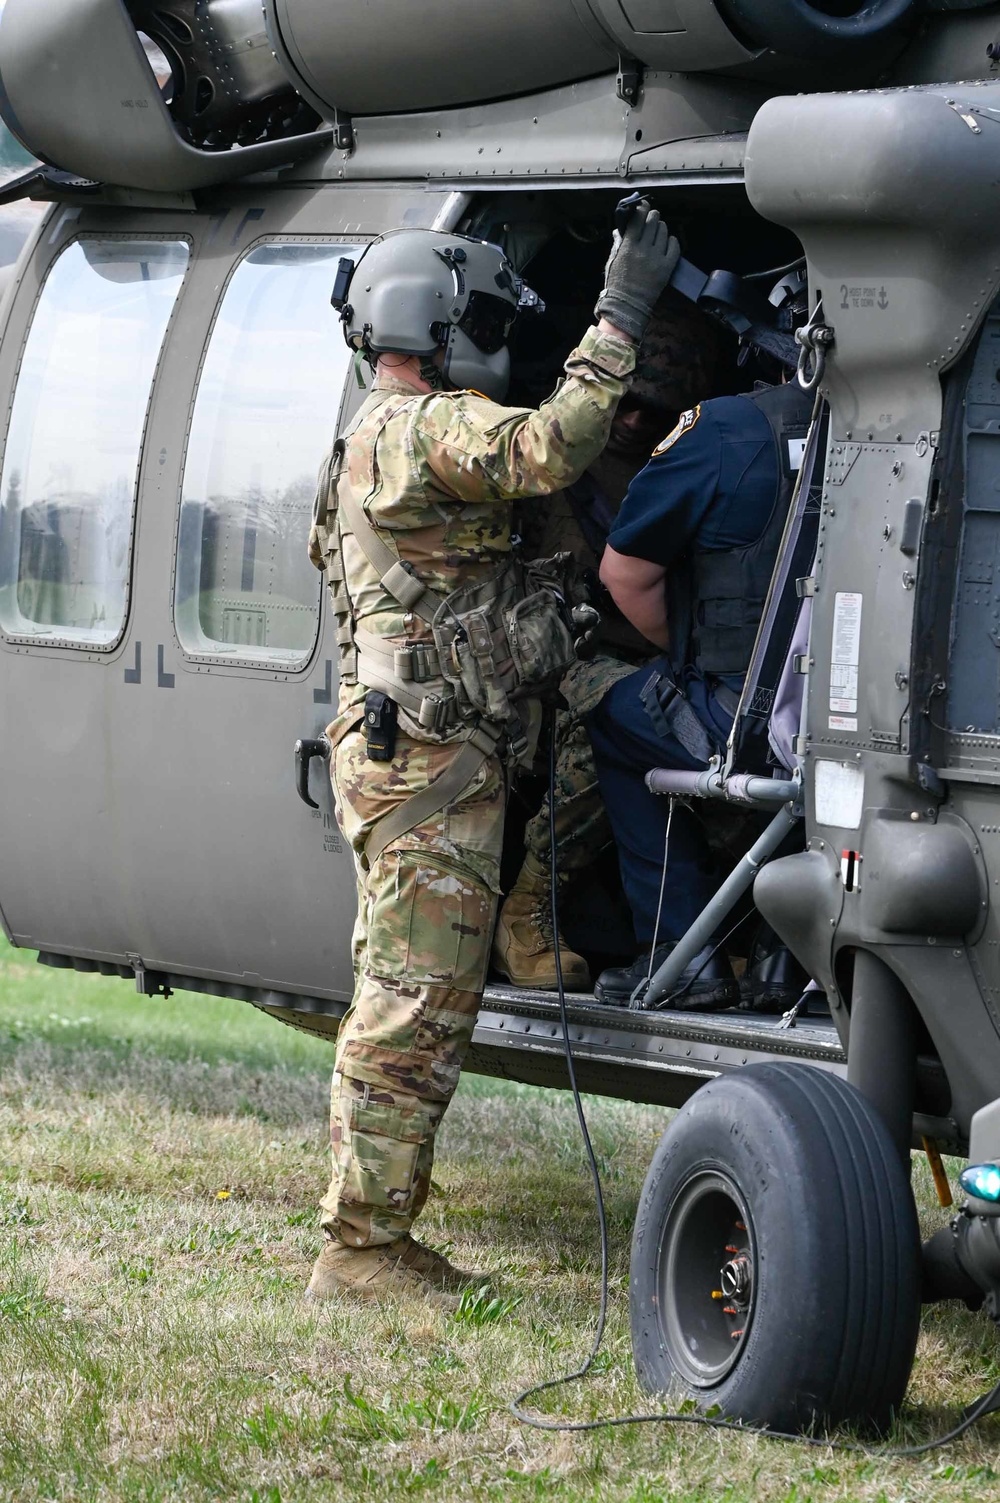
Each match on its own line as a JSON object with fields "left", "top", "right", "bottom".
{"left": 594, "top": 941, "right": 740, "bottom": 1011}
{"left": 740, "top": 925, "right": 810, "bottom": 1014}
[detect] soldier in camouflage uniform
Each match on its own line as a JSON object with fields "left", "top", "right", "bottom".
{"left": 494, "top": 291, "right": 727, "bottom": 989}
{"left": 305, "top": 207, "right": 680, "bottom": 1302}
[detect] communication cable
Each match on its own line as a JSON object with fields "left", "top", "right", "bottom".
{"left": 509, "top": 720, "right": 1000, "bottom": 1456}
{"left": 645, "top": 796, "right": 674, "bottom": 987}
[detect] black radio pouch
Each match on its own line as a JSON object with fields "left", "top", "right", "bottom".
{"left": 364, "top": 689, "right": 398, "bottom": 762}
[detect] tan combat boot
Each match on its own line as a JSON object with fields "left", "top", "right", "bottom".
{"left": 492, "top": 855, "right": 590, "bottom": 991}
{"left": 401, "top": 1239, "right": 489, "bottom": 1294}
{"left": 305, "top": 1234, "right": 484, "bottom": 1304}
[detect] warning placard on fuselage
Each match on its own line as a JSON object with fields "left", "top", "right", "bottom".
{"left": 829, "top": 590, "right": 862, "bottom": 732}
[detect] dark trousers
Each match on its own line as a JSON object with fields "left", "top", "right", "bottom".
{"left": 586, "top": 660, "right": 733, "bottom": 950}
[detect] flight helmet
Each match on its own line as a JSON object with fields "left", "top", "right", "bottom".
{"left": 332, "top": 228, "right": 544, "bottom": 403}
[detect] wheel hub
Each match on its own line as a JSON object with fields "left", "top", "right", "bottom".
{"left": 720, "top": 1251, "right": 753, "bottom": 1305}
{"left": 658, "top": 1170, "right": 758, "bottom": 1388}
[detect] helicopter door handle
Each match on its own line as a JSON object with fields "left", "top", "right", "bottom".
{"left": 294, "top": 735, "right": 331, "bottom": 809}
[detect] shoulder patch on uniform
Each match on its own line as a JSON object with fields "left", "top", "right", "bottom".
{"left": 652, "top": 404, "right": 701, "bottom": 456}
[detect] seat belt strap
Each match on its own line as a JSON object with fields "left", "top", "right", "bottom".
{"left": 713, "top": 683, "right": 742, "bottom": 718}
{"left": 363, "top": 734, "right": 499, "bottom": 869}
{"left": 639, "top": 669, "right": 717, "bottom": 764}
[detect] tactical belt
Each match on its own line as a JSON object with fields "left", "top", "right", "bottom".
{"left": 353, "top": 626, "right": 456, "bottom": 734}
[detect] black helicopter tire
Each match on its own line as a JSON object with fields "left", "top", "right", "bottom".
{"left": 629, "top": 1061, "right": 921, "bottom": 1436}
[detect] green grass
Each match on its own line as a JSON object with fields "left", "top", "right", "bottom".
{"left": 1, "top": 933, "right": 999, "bottom": 1501}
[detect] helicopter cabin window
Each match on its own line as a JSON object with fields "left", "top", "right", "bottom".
{"left": 0, "top": 238, "right": 188, "bottom": 646}
{"left": 175, "top": 242, "right": 356, "bottom": 665}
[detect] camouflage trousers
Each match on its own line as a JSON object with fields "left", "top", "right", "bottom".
{"left": 321, "top": 727, "right": 505, "bottom": 1248}
{"left": 522, "top": 653, "right": 636, "bottom": 877}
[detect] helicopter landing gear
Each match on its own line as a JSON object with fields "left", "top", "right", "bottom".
{"left": 629, "top": 1062, "right": 922, "bottom": 1435}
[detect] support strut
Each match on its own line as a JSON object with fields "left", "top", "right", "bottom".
{"left": 847, "top": 950, "right": 916, "bottom": 1170}
{"left": 636, "top": 802, "right": 799, "bottom": 1010}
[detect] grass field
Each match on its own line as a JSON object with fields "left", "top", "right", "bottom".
{"left": 2, "top": 935, "right": 1000, "bottom": 1501}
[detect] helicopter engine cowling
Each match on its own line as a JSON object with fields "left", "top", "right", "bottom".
{"left": 0, "top": 0, "right": 324, "bottom": 192}
{"left": 262, "top": 0, "right": 922, "bottom": 118}
{"left": 0, "top": 0, "right": 990, "bottom": 192}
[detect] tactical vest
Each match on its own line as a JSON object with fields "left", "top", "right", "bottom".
{"left": 668, "top": 382, "right": 814, "bottom": 683}
{"left": 311, "top": 389, "right": 577, "bottom": 763}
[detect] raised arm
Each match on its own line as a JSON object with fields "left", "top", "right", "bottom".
{"left": 420, "top": 203, "right": 680, "bottom": 503}
{"left": 416, "top": 323, "right": 636, "bottom": 502}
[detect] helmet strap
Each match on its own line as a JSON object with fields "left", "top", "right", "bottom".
{"left": 419, "top": 357, "right": 447, "bottom": 391}
{"left": 353, "top": 347, "right": 370, "bottom": 390}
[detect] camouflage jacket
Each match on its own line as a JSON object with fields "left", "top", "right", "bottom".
{"left": 310, "top": 323, "right": 635, "bottom": 746}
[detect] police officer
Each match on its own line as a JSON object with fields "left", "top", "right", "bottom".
{"left": 306, "top": 204, "right": 679, "bottom": 1301}
{"left": 586, "top": 280, "right": 814, "bottom": 1009}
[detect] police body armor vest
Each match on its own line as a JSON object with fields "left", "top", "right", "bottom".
{"left": 312, "top": 390, "right": 577, "bottom": 764}
{"left": 668, "top": 382, "right": 814, "bottom": 684}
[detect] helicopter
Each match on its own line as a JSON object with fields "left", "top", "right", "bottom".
{"left": 3, "top": 0, "right": 1000, "bottom": 1437}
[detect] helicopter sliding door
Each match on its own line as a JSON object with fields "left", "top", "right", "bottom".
{"left": 116, "top": 231, "right": 358, "bottom": 1003}
{"left": 0, "top": 229, "right": 194, "bottom": 968}
{"left": 0, "top": 186, "right": 435, "bottom": 1005}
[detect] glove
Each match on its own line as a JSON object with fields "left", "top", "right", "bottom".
{"left": 595, "top": 201, "right": 680, "bottom": 344}
{"left": 571, "top": 602, "right": 601, "bottom": 661}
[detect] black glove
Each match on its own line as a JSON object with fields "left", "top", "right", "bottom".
{"left": 595, "top": 200, "right": 680, "bottom": 344}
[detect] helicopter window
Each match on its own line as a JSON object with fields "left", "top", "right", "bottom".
{"left": 0, "top": 237, "right": 188, "bottom": 647}
{"left": 175, "top": 241, "right": 355, "bottom": 665}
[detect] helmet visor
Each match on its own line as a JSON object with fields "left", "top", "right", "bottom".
{"left": 458, "top": 291, "right": 518, "bottom": 355}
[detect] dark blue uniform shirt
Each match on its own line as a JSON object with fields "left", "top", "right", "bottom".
{"left": 606, "top": 393, "right": 783, "bottom": 735}
{"left": 608, "top": 395, "right": 778, "bottom": 568}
